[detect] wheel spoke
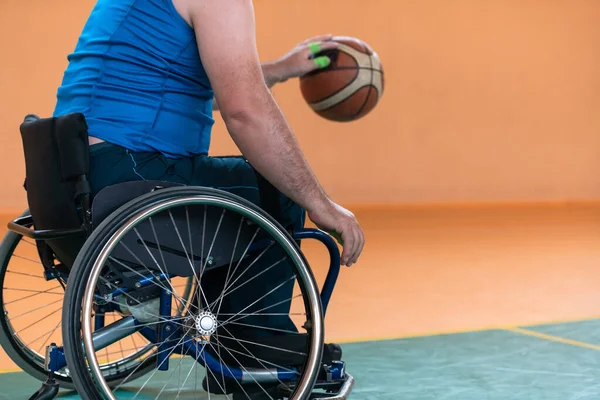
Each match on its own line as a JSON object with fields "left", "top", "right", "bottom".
{"left": 111, "top": 248, "right": 188, "bottom": 312}
{"left": 203, "top": 360, "right": 233, "bottom": 400}
{"left": 220, "top": 276, "right": 296, "bottom": 326}
{"left": 199, "top": 205, "right": 207, "bottom": 322}
{"left": 177, "top": 349, "right": 202, "bottom": 399}
{"left": 173, "top": 207, "right": 225, "bottom": 316}
{"left": 14, "top": 307, "right": 62, "bottom": 335}
{"left": 108, "top": 256, "right": 188, "bottom": 315}
{"left": 6, "top": 269, "right": 44, "bottom": 279}
{"left": 207, "top": 341, "right": 253, "bottom": 399}
{"left": 3, "top": 287, "right": 63, "bottom": 294}
{"left": 212, "top": 333, "right": 283, "bottom": 399}
{"left": 132, "top": 226, "right": 187, "bottom": 312}
{"left": 11, "top": 254, "right": 42, "bottom": 265}
{"left": 219, "top": 312, "right": 305, "bottom": 317}
{"left": 209, "top": 338, "right": 298, "bottom": 374}
{"left": 4, "top": 286, "right": 63, "bottom": 306}
{"left": 99, "top": 344, "right": 152, "bottom": 359}
{"left": 215, "top": 217, "right": 245, "bottom": 317}
{"left": 219, "top": 227, "right": 261, "bottom": 298}
{"left": 37, "top": 320, "right": 62, "bottom": 354}
{"left": 168, "top": 209, "right": 212, "bottom": 315}
{"left": 21, "top": 239, "right": 37, "bottom": 247}
{"left": 211, "top": 242, "right": 273, "bottom": 309}
{"left": 8, "top": 298, "right": 63, "bottom": 320}
{"left": 222, "top": 294, "right": 304, "bottom": 326}
{"left": 219, "top": 257, "right": 288, "bottom": 303}
{"left": 95, "top": 280, "right": 191, "bottom": 330}
{"left": 113, "top": 313, "right": 127, "bottom": 362}
{"left": 153, "top": 338, "right": 197, "bottom": 400}
{"left": 224, "top": 320, "right": 300, "bottom": 335}
{"left": 213, "top": 332, "right": 306, "bottom": 357}
{"left": 132, "top": 326, "right": 194, "bottom": 399}
{"left": 112, "top": 329, "right": 185, "bottom": 393}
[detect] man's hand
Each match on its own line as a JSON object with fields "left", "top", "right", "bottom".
{"left": 264, "top": 35, "right": 339, "bottom": 86}
{"left": 308, "top": 200, "right": 364, "bottom": 267}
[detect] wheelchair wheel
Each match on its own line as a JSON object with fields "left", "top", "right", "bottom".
{"left": 0, "top": 210, "right": 195, "bottom": 390}
{"left": 0, "top": 210, "right": 71, "bottom": 385}
{"left": 62, "top": 187, "right": 324, "bottom": 399}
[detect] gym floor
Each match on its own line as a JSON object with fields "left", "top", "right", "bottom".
{"left": 1, "top": 203, "right": 600, "bottom": 399}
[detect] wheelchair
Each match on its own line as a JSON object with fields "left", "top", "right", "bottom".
{"left": 0, "top": 113, "right": 354, "bottom": 399}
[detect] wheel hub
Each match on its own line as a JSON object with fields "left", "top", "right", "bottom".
{"left": 195, "top": 311, "right": 217, "bottom": 336}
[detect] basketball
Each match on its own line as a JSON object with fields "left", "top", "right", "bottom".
{"left": 300, "top": 36, "right": 384, "bottom": 122}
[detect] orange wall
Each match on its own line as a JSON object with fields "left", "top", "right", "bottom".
{"left": 1, "top": 0, "right": 600, "bottom": 212}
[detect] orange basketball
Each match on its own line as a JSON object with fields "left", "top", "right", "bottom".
{"left": 300, "top": 36, "right": 384, "bottom": 122}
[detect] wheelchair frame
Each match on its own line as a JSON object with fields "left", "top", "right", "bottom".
{"left": 3, "top": 114, "right": 355, "bottom": 400}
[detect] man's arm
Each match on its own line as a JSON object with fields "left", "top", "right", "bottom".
{"left": 190, "top": 0, "right": 326, "bottom": 212}
{"left": 212, "top": 35, "right": 337, "bottom": 110}
{"left": 187, "top": 0, "right": 363, "bottom": 266}
{"left": 211, "top": 63, "right": 282, "bottom": 110}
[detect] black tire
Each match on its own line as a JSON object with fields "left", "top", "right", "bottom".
{"left": 0, "top": 210, "right": 75, "bottom": 388}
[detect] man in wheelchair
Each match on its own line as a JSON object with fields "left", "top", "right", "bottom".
{"left": 3, "top": 0, "right": 364, "bottom": 399}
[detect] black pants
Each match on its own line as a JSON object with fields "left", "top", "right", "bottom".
{"left": 89, "top": 142, "right": 305, "bottom": 335}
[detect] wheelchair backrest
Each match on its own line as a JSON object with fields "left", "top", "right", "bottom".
{"left": 19, "top": 113, "right": 90, "bottom": 267}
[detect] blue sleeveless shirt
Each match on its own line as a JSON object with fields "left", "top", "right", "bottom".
{"left": 53, "top": 0, "right": 214, "bottom": 158}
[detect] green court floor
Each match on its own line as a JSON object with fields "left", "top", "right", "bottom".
{"left": 2, "top": 319, "right": 600, "bottom": 399}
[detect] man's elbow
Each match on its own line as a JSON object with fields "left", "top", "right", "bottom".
{"left": 221, "top": 106, "right": 254, "bottom": 124}
{"left": 219, "top": 102, "right": 264, "bottom": 137}
{"left": 218, "top": 92, "right": 269, "bottom": 127}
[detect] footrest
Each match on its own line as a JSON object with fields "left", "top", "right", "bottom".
{"left": 277, "top": 369, "right": 354, "bottom": 399}
{"left": 305, "top": 373, "right": 354, "bottom": 400}
{"left": 313, "top": 373, "right": 355, "bottom": 399}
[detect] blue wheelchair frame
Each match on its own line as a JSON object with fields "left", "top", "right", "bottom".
{"left": 45, "top": 228, "right": 345, "bottom": 385}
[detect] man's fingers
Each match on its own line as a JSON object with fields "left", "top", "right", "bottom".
{"left": 300, "top": 34, "right": 333, "bottom": 45}
{"left": 307, "top": 41, "right": 322, "bottom": 55}
{"left": 313, "top": 56, "right": 331, "bottom": 69}
{"left": 353, "top": 228, "right": 365, "bottom": 265}
{"left": 352, "top": 225, "right": 364, "bottom": 265}
{"left": 341, "top": 231, "right": 354, "bottom": 266}
{"left": 306, "top": 41, "right": 338, "bottom": 56}
{"left": 358, "top": 229, "right": 365, "bottom": 262}
{"left": 306, "top": 40, "right": 338, "bottom": 56}
{"left": 347, "top": 227, "right": 361, "bottom": 266}
{"left": 316, "top": 41, "right": 339, "bottom": 51}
